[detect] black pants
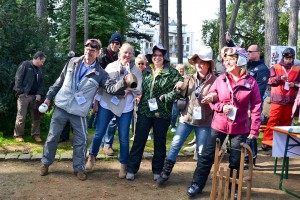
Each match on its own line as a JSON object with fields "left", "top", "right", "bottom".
{"left": 127, "top": 114, "right": 170, "bottom": 174}
{"left": 192, "top": 129, "right": 247, "bottom": 190}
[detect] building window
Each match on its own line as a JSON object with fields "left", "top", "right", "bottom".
{"left": 187, "top": 37, "right": 190, "bottom": 44}
{"left": 186, "top": 45, "right": 189, "bottom": 51}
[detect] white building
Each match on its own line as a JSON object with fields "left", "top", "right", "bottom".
{"left": 129, "top": 18, "right": 194, "bottom": 65}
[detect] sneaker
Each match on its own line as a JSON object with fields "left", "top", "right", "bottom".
{"left": 33, "top": 135, "right": 42, "bottom": 143}
{"left": 171, "top": 127, "right": 177, "bottom": 133}
{"left": 15, "top": 136, "right": 24, "bottom": 142}
{"left": 188, "top": 138, "right": 196, "bottom": 145}
{"left": 183, "top": 144, "right": 196, "bottom": 152}
{"left": 75, "top": 171, "right": 87, "bottom": 181}
{"left": 187, "top": 183, "right": 202, "bottom": 197}
{"left": 103, "top": 146, "right": 114, "bottom": 156}
{"left": 126, "top": 172, "right": 135, "bottom": 180}
{"left": 85, "top": 155, "right": 95, "bottom": 172}
{"left": 261, "top": 144, "right": 271, "bottom": 151}
{"left": 153, "top": 173, "right": 160, "bottom": 181}
{"left": 40, "top": 164, "right": 49, "bottom": 176}
{"left": 147, "top": 135, "right": 152, "bottom": 141}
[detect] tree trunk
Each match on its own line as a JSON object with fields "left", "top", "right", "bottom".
{"left": 163, "top": 0, "right": 169, "bottom": 55}
{"left": 288, "top": 0, "right": 298, "bottom": 47}
{"left": 264, "top": 0, "right": 279, "bottom": 67}
{"left": 36, "top": 0, "right": 47, "bottom": 18}
{"left": 159, "top": 0, "right": 164, "bottom": 44}
{"left": 177, "top": 0, "right": 183, "bottom": 63}
{"left": 70, "top": 0, "right": 77, "bottom": 52}
{"left": 84, "top": 0, "right": 89, "bottom": 42}
{"left": 228, "top": 0, "right": 241, "bottom": 34}
{"left": 219, "top": 0, "right": 226, "bottom": 52}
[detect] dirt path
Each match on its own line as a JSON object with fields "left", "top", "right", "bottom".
{"left": 0, "top": 153, "right": 299, "bottom": 200}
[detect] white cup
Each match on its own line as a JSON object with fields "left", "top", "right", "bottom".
{"left": 38, "top": 103, "right": 48, "bottom": 113}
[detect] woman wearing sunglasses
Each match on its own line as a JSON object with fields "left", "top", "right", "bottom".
{"left": 186, "top": 47, "right": 262, "bottom": 198}
{"left": 156, "top": 46, "right": 217, "bottom": 186}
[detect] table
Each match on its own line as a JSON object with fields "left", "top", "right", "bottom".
{"left": 271, "top": 126, "right": 300, "bottom": 199}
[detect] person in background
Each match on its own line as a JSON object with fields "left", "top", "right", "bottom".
{"left": 262, "top": 47, "right": 300, "bottom": 149}
{"left": 97, "top": 33, "right": 122, "bottom": 156}
{"left": 86, "top": 43, "right": 143, "bottom": 179}
{"left": 126, "top": 44, "right": 183, "bottom": 181}
{"left": 245, "top": 44, "right": 270, "bottom": 167}
{"left": 13, "top": 51, "right": 46, "bottom": 143}
{"left": 170, "top": 64, "right": 186, "bottom": 133}
{"left": 157, "top": 46, "right": 216, "bottom": 186}
{"left": 186, "top": 47, "right": 261, "bottom": 197}
{"left": 40, "top": 39, "right": 128, "bottom": 181}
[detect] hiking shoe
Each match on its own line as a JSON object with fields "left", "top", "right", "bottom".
{"left": 103, "top": 146, "right": 114, "bottom": 156}
{"left": 126, "top": 172, "right": 135, "bottom": 180}
{"left": 187, "top": 183, "right": 202, "bottom": 197}
{"left": 153, "top": 173, "right": 160, "bottom": 181}
{"left": 40, "top": 164, "right": 49, "bottom": 176}
{"left": 261, "top": 144, "right": 271, "bottom": 151}
{"left": 33, "top": 135, "right": 42, "bottom": 143}
{"left": 156, "top": 174, "right": 168, "bottom": 186}
{"left": 85, "top": 155, "right": 95, "bottom": 172}
{"left": 119, "top": 164, "right": 127, "bottom": 179}
{"left": 76, "top": 171, "right": 87, "bottom": 181}
{"left": 15, "top": 137, "right": 24, "bottom": 142}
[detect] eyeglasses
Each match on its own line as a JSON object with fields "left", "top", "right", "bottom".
{"left": 153, "top": 54, "right": 163, "bottom": 58}
{"left": 247, "top": 50, "right": 258, "bottom": 53}
{"left": 85, "top": 47, "right": 96, "bottom": 53}
{"left": 137, "top": 63, "right": 144, "bottom": 65}
{"left": 111, "top": 41, "right": 120, "bottom": 45}
{"left": 85, "top": 39, "right": 100, "bottom": 49}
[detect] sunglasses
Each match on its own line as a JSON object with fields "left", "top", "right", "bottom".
{"left": 111, "top": 41, "right": 120, "bottom": 45}
{"left": 85, "top": 39, "right": 100, "bottom": 49}
{"left": 137, "top": 63, "right": 144, "bottom": 65}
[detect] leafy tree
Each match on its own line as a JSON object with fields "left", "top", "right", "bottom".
{"left": 201, "top": 0, "right": 291, "bottom": 60}
{"left": 0, "top": 0, "right": 64, "bottom": 135}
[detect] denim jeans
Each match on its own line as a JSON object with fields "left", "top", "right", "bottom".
{"left": 87, "top": 113, "right": 97, "bottom": 128}
{"left": 167, "top": 122, "right": 210, "bottom": 161}
{"left": 89, "top": 106, "right": 133, "bottom": 164}
{"left": 170, "top": 102, "right": 180, "bottom": 128}
{"left": 101, "top": 117, "right": 117, "bottom": 148}
{"left": 192, "top": 129, "right": 247, "bottom": 190}
{"left": 245, "top": 138, "right": 257, "bottom": 162}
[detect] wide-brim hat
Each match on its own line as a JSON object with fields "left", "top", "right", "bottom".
{"left": 146, "top": 44, "right": 170, "bottom": 64}
{"left": 188, "top": 46, "right": 213, "bottom": 65}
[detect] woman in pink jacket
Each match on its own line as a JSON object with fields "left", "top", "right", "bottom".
{"left": 186, "top": 47, "right": 262, "bottom": 198}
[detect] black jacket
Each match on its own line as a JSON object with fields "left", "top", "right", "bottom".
{"left": 13, "top": 60, "right": 43, "bottom": 96}
{"left": 98, "top": 47, "right": 119, "bottom": 69}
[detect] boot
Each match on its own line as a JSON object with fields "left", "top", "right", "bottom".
{"left": 119, "top": 164, "right": 127, "bottom": 179}
{"left": 156, "top": 159, "right": 175, "bottom": 186}
{"left": 85, "top": 155, "right": 95, "bottom": 171}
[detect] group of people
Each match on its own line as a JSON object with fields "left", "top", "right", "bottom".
{"left": 13, "top": 31, "right": 300, "bottom": 197}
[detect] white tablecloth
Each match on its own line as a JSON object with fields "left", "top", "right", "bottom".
{"left": 272, "top": 126, "right": 300, "bottom": 157}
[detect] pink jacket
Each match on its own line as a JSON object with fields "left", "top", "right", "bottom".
{"left": 209, "top": 74, "right": 262, "bottom": 136}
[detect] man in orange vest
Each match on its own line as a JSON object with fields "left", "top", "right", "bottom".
{"left": 262, "top": 47, "right": 300, "bottom": 150}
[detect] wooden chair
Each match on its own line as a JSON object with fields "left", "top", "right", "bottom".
{"left": 210, "top": 139, "right": 253, "bottom": 200}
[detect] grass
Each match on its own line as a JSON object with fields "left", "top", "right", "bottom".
{"left": 0, "top": 124, "right": 195, "bottom": 155}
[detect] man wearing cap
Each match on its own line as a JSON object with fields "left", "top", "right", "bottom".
{"left": 13, "top": 51, "right": 46, "bottom": 143}
{"left": 262, "top": 47, "right": 300, "bottom": 148}
{"left": 93, "top": 33, "right": 123, "bottom": 156}
{"left": 40, "top": 39, "right": 128, "bottom": 181}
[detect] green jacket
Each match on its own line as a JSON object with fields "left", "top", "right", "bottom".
{"left": 138, "top": 64, "right": 183, "bottom": 120}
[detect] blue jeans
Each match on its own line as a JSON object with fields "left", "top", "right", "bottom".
{"left": 167, "top": 122, "right": 211, "bottom": 161}
{"left": 170, "top": 102, "right": 180, "bottom": 128}
{"left": 101, "top": 117, "right": 117, "bottom": 148}
{"left": 87, "top": 113, "right": 96, "bottom": 128}
{"left": 245, "top": 138, "right": 257, "bottom": 162}
{"left": 89, "top": 106, "right": 133, "bottom": 164}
